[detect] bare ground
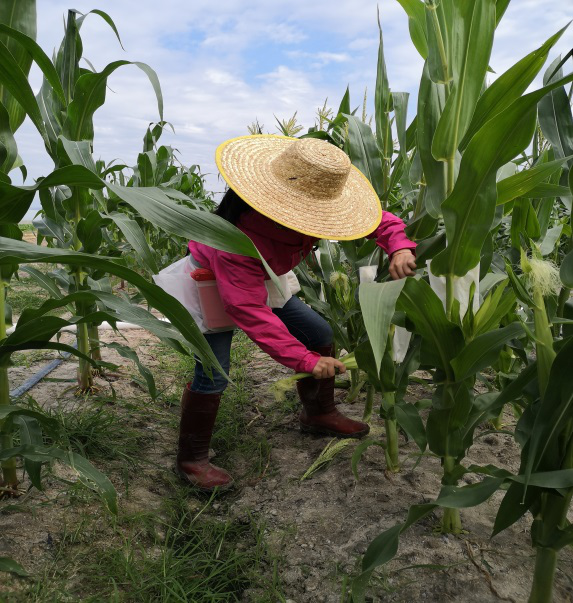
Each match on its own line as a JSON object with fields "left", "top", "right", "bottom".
{"left": 1, "top": 328, "right": 572, "bottom": 602}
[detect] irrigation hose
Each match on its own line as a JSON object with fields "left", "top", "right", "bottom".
{"left": 8, "top": 321, "right": 158, "bottom": 399}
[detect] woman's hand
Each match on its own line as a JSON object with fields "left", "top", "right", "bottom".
{"left": 312, "top": 356, "right": 347, "bottom": 379}
{"left": 389, "top": 249, "right": 417, "bottom": 280}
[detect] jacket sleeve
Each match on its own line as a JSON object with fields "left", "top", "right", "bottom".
{"left": 211, "top": 250, "right": 320, "bottom": 373}
{"left": 367, "top": 211, "right": 417, "bottom": 256}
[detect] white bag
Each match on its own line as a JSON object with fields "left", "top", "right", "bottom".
{"left": 266, "top": 271, "right": 299, "bottom": 308}
{"left": 427, "top": 260, "right": 480, "bottom": 319}
{"left": 153, "top": 258, "right": 302, "bottom": 333}
{"left": 152, "top": 256, "right": 211, "bottom": 333}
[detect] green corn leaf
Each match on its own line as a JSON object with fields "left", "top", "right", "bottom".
{"left": 351, "top": 503, "right": 436, "bottom": 602}
{"left": 496, "top": 155, "right": 572, "bottom": 205}
{"left": 510, "top": 199, "right": 540, "bottom": 249}
{"left": 106, "top": 211, "right": 159, "bottom": 274}
{"left": 396, "top": 278, "right": 463, "bottom": 376}
{"left": 539, "top": 225, "right": 563, "bottom": 256}
{"left": 0, "top": 99, "right": 17, "bottom": 172}
{"left": 77, "top": 9, "right": 124, "bottom": 50}
{"left": 431, "top": 72, "right": 573, "bottom": 278}
{"left": 395, "top": 399, "right": 426, "bottom": 451}
{"left": 104, "top": 342, "right": 157, "bottom": 400}
{"left": 425, "top": 0, "right": 453, "bottom": 85}
{"left": 59, "top": 10, "right": 80, "bottom": 105}
{"left": 522, "top": 338, "right": 573, "bottom": 491}
{"left": 472, "top": 283, "right": 516, "bottom": 337}
{"left": 0, "top": 38, "right": 47, "bottom": 144}
{"left": 0, "top": 557, "right": 29, "bottom": 577}
{"left": 375, "top": 8, "right": 392, "bottom": 170}
{"left": 63, "top": 60, "right": 163, "bottom": 142}
{"left": 432, "top": 0, "right": 496, "bottom": 161}
{"left": 539, "top": 56, "right": 573, "bottom": 164}
{"left": 561, "top": 250, "right": 573, "bottom": 288}
{"left": 524, "top": 183, "right": 572, "bottom": 199}
{"left": 0, "top": 0, "right": 36, "bottom": 132}
{"left": 395, "top": 0, "right": 428, "bottom": 59}
{"left": 359, "top": 280, "right": 407, "bottom": 373}
{"left": 14, "top": 414, "right": 44, "bottom": 489}
{"left": 57, "top": 136, "right": 99, "bottom": 173}
{"left": 418, "top": 62, "right": 447, "bottom": 218}
{"left": 343, "top": 114, "right": 385, "bottom": 199}
{"left": 0, "top": 24, "right": 65, "bottom": 106}
{"left": 0, "top": 238, "right": 223, "bottom": 376}
{"left": 137, "top": 152, "right": 155, "bottom": 187}
{"left": 495, "top": 0, "right": 511, "bottom": 25}
{"left": 451, "top": 322, "right": 523, "bottom": 381}
{"left": 0, "top": 164, "right": 104, "bottom": 223}
{"left": 461, "top": 25, "right": 568, "bottom": 150}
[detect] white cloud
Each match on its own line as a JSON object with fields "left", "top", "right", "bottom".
{"left": 11, "top": 0, "right": 573, "bottom": 210}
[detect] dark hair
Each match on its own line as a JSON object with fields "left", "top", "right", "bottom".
{"left": 214, "top": 187, "right": 251, "bottom": 225}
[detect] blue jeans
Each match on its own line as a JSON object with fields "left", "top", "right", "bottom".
{"left": 190, "top": 295, "right": 333, "bottom": 393}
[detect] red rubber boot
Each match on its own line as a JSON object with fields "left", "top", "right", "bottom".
{"left": 176, "top": 385, "right": 233, "bottom": 491}
{"left": 297, "top": 345, "right": 370, "bottom": 438}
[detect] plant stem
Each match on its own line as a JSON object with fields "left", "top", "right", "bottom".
{"left": 441, "top": 456, "right": 462, "bottom": 533}
{"left": 528, "top": 548, "right": 557, "bottom": 603}
{"left": 427, "top": 0, "right": 451, "bottom": 90}
{"left": 445, "top": 274, "right": 455, "bottom": 321}
{"left": 0, "top": 282, "right": 17, "bottom": 489}
{"left": 88, "top": 324, "right": 102, "bottom": 363}
{"left": 75, "top": 268, "right": 93, "bottom": 392}
{"left": 350, "top": 369, "right": 360, "bottom": 389}
{"left": 384, "top": 392, "right": 399, "bottom": 473}
{"left": 363, "top": 385, "right": 375, "bottom": 422}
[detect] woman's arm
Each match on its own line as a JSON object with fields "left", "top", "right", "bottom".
{"left": 211, "top": 251, "right": 321, "bottom": 373}
{"left": 367, "top": 211, "right": 417, "bottom": 279}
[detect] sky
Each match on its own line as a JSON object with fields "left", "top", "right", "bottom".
{"left": 13, "top": 0, "right": 573, "bottom": 217}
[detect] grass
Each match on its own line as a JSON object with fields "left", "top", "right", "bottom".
{"left": 1, "top": 330, "right": 286, "bottom": 602}
{"left": 12, "top": 490, "right": 284, "bottom": 603}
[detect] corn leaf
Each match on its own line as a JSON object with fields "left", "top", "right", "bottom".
{"left": 0, "top": 0, "right": 36, "bottom": 132}
{"left": 396, "top": 278, "right": 463, "bottom": 375}
{"left": 63, "top": 60, "right": 163, "bottom": 142}
{"left": 431, "top": 73, "right": 573, "bottom": 278}
{"left": 359, "top": 280, "right": 407, "bottom": 373}
{"left": 539, "top": 56, "right": 573, "bottom": 164}
{"left": 432, "top": 0, "right": 496, "bottom": 161}
{"left": 451, "top": 322, "right": 523, "bottom": 381}
{"left": 395, "top": 0, "right": 428, "bottom": 59}
{"left": 0, "top": 557, "right": 28, "bottom": 577}
{"left": 344, "top": 114, "right": 385, "bottom": 199}
{"left": 0, "top": 38, "right": 47, "bottom": 143}
{"left": 461, "top": 25, "right": 568, "bottom": 150}
{"left": 418, "top": 62, "right": 447, "bottom": 218}
{"left": 0, "top": 238, "right": 224, "bottom": 375}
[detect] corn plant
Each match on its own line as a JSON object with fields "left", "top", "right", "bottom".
{"left": 347, "top": 1, "right": 573, "bottom": 598}
{"left": 0, "top": 5, "right": 284, "bottom": 497}
{"left": 0, "top": 0, "right": 36, "bottom": 493}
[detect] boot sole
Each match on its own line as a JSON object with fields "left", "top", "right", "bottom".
{"left": 175, "top": 466, "right": 234, "bottom": 492}
{"left": 300, "top": 423, "right": 370, "bottom": 439}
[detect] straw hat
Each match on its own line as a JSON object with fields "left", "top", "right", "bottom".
{"left": 215, "top": 135, "right": 382, "bottom": 240}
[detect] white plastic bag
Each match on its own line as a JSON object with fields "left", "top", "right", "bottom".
{"left": 266, "top": 272, "right": 294, "bottom": 309}
{"left": 152, "top": 256, "right": 209, "bottom": 333}
{"left": 427, "top": 261, "right": 480, "bottom": 319}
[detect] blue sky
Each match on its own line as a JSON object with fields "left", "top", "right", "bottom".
{"left": 14, "top": 0, "right": 573, "bottom": 216}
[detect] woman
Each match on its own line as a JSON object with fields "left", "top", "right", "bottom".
{"left": 178, "top": 135, "right": 417, "bottom": 490}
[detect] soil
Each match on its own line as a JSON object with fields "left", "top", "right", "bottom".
{"left": 1, "top": 328, "right": 572, "bottom": 602}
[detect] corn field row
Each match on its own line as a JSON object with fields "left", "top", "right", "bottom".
{"left": 0, "top": 1, "right": 572, "bottom": 602}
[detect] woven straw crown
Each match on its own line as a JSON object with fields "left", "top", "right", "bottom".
{"left": 215, "top": 135, "right": 382, "bottom": 240}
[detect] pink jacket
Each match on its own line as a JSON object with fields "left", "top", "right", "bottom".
{"left": 188, "top": 210, "right": 416, "bottom": 373}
